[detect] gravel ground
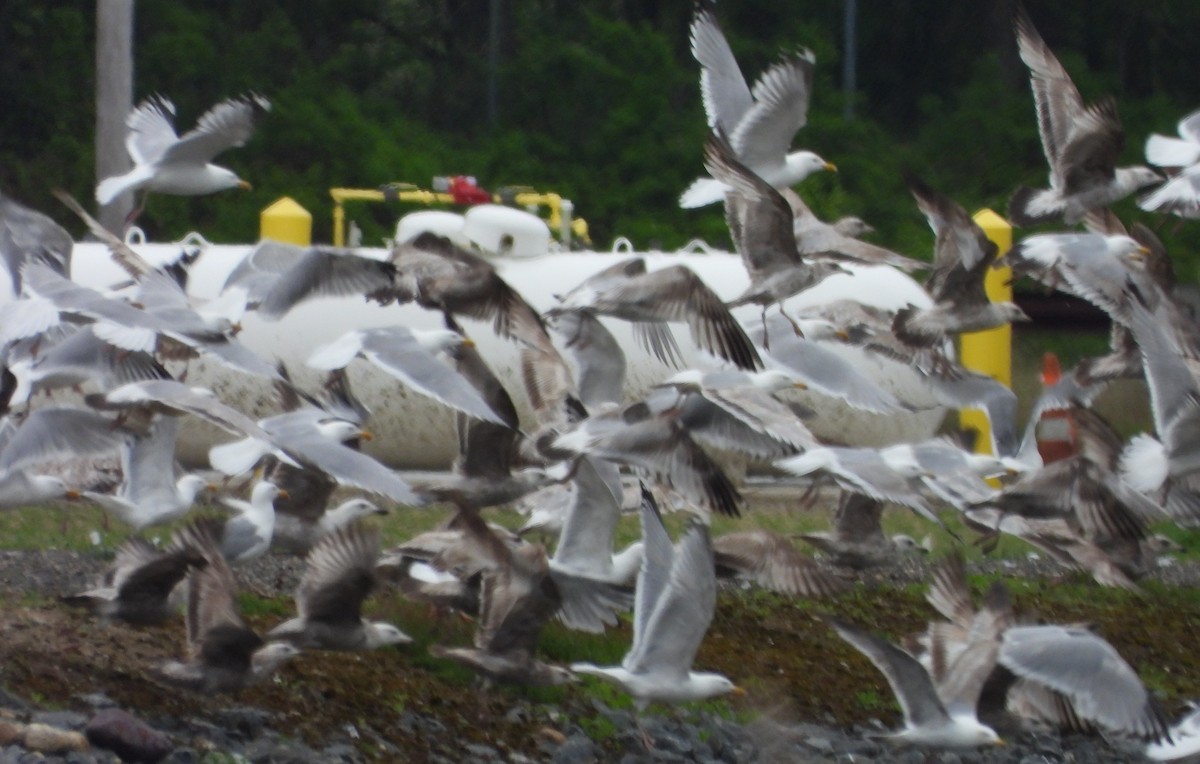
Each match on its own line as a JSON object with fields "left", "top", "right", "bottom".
{"left": 0, "top": 548, "right": 1193, "bottom": 763}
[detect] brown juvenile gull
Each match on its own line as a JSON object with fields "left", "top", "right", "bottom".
{"left": 553, "top": 398, "right": 743, "bottom": 517}
{"left": 156, "top": 523, "right": 300, "bottom": 693}
{"left": 797, "top": 490, "right": 930, "bottom": 570}
{"left": 963, "top": 457, "right": 1160, "bottom": 592}
{"left": 0, "top": 188, "right": 72, "bottom": 294}
{"left": 784, "top": 188, "right": 925, "bottom": 272}
{"left": 556, "top": 256, "right": 762, "bottom": 371}
{"left": 1007, "top": 6, "right": 1160, "bottom": 226}
{"left": 95, "top": 93, "right": 269, "bottom": 213}
{"left": 427, "top": 509, "right": 577, "bottom": 686}
{"left": 894, "top": 174, "right": 1029, "bottom": 348}
{"left": 571, "top": 485, "right": 743, "bottom": 748}
{"left": 700, "top": 129, "right": 848, "bottom": 331}
{"left": 61, "top": 535, "right": 206, "bottom": 625}
{"left": 680, "top": 1, "right": 835, "bottom": 208}
{"left": 712, "top": 529, "right": 843, "bottom": 597}
{"left": 267, "top": 523, "right": 412, "bottom": 650}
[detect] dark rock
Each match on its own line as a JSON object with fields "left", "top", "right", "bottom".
{"left": 319, "top": 743, "right": 363, "bottom": 762}
{"left": 0, "top": 690, "right": 28, "bottom": 712}
{"left": 552, "top": 734, "right": 597, "bottom": 764}
{"left": 85, "top": 708, "right": 172, "bottom": 764}
{"left": 214, "top": 708, "right": 271, "bottom": 741}
{"left": 159, "top": 749, "right": 200, "bottom": 764}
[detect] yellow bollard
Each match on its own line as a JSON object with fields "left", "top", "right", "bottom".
{"left": 260, "top": 197, "right": 312, "bottom": 245}
{"left": 958, "top": 208, "right": 1013, "bottom": 455}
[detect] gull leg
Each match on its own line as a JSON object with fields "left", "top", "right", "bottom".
{"left": 779, "top": 304, "right": 805, "bottom": 337}
{"left": 760, "top": 306, "right": 770, "bottom": 351}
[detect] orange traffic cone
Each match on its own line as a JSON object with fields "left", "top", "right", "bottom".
{"left": 1035, "top": 352, "right": 1077, "bottom": 464}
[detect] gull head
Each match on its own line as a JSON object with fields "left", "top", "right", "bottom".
{"left": 749, "top": 369, "right": 805, "bottom": 393}
{"left": 784, "top": 151, "right": 837, "bottom": 185}
{"left": 251, "top": 641, "right": 301, "bottom": 678}
{"left": 365, "top": 621, "right": 413, "bottom": 648}
{"left": 687, "top": 672, "right": 745, "bottom": 701}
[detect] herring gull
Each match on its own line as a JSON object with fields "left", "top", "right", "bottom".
{"left": 827, "top": 605, "right": 1008, "bottom": 749}
{"left": 1008, "top": 6, "right": 1160, "bottom": 226}
{"left": 680, "top": 1, "right": 834, "bottom": 208}
{"left": 1140, "top": 108, "right": 1200, "bottom": 218}
{"left": 96, "top": 93, "right": 269, "bottom": 209}
{"left": 0, "top": 189, "right": 72, "bottom": 293}
{"left": 571, "top": 485, "right": 743, "bottom": 734}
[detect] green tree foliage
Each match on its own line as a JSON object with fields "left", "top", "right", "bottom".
{"left": 1, "top": 1, "right": 1199, "bottom": 277}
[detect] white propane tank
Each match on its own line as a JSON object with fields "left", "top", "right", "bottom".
{"left": 393, "top": 210, "right": 468, "bottom": 246}
{"left": 55, "top": 243, "right": 945, "bottom": 469}
{"left": 462, "top": 204, "right": 552, "bottom": 257}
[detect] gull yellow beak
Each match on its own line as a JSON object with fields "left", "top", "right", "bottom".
{"left": 64, "top": 489, "right": 81, "bottom": 500}
{"left": 730, "top": 686, "right": 748, "bottom": 697}
{"left": 823, "top": 162, "right": 838, "bottom": 173}
{"left": 237, "top": 180, "right": 253, "bottom": 191}
{"left": 461, "top": 337, "right": 476, "bottom": 348}
{"left": 206, "top": 483, "right": 219, "bottom": 492}
{"left": 358, "top": 429, "right": 375, "bottom": 442}
{"left": 277, "top": 488, "right": 290, "bottom": 500}
{"left": 836, "top": 329, "right": 850, "bottom": 341}
{"left": 793, "top": 382, "right": 808, "bottom": 390}
{"left": 994, "top": 738, "right": 1007, "bottom": 747}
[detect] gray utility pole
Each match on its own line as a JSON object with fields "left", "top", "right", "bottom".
{"left": 95, "top": 0, "right": 134, "bottom": 234}
{"left": 843, "top": 0, "right": 857, "bottom": 121}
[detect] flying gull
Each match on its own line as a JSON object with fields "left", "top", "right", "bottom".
{"left": 268, "top": 522, "right": 413, "bottom": 650}
{"left": 156, "top": 523, "right": 300, "bottom": 693}
{"left": 797, "top": 491, "right": 932, "bottom": 570}
{"left": 1008, "top": 6, "right": 1160, "bottom": 226}
{"left": 712, "top": 529, "right": 844, "bottom": 598}
{"left": 95, "top": 93, "right": 269, "bottom": 214}
{"left": 426, "top": 509, "right": 578, "bottom": 686}
{"left": 681, "top": 1, "right": 834, "bottom": 208}
{"left": 827, "top": 601, "right": 1008, "bottom": 749}
{"left": 543, "top": 307, "right": 627, "bottom": 409}
{"left": 553, "top": 398, "right": 744, "bottom": 517}
{"left": 306, "top": 325, "right": 507, "bottom": 425}
{"left": 1140, "top": 108, "right": 1200, "bottom": 218}
{"left": 556, "top": 256, "right": 762, "bottom": 371}
{"left": 701, "top": 129, "right": 848, "bottom": 333}
{"left": 0, "top": 189, "right": 72, "bottom": 293}
{"left": 571, "top": 485, "right": 743, "bottom": 746}
{"left": 894, "top": 174, "right": 1028, "bottom": 348}
{"left": 61, "top": 535, "right": 206, "bottom": 625}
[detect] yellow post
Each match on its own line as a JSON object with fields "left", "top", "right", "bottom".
{"left": 260, "top": 197, "right": 312, "bottom": 245}
{"left": 958, "top": 208, "right": 1013, "bottom": 454}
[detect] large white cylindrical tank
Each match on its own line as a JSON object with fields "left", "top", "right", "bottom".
{"left": 60, "top": 242, "right": 944, "bottom": 469}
